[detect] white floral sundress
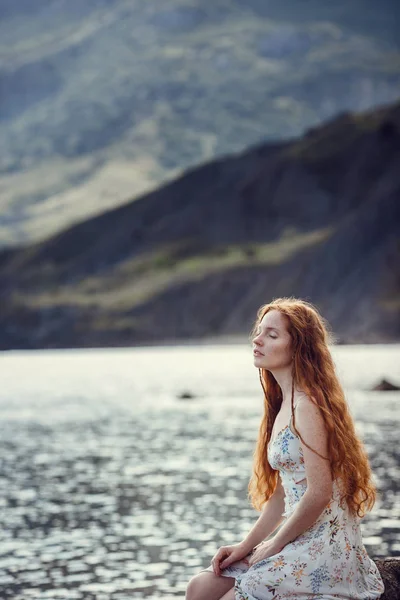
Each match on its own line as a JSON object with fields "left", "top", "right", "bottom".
{"left": 200, "top": 412, "right": 385, "bottom": 599}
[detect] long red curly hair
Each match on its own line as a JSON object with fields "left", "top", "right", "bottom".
{"left": 247, "top": 297, "right": 377, "bottom": 518}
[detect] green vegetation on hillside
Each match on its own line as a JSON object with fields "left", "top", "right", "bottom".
{"left": 13, "top": 226, "right": 334, "bottom": 311}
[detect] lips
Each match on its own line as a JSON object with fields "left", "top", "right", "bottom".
{"left": 253, "top": 349, "right": 264, "bottom": 356}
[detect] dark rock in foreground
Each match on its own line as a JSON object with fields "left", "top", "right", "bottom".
{"left": 376, "top": 558, "right": 400, "bottom": 600}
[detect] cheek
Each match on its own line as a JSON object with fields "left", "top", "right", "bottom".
{"left": 268, "top": 340, "right": 291, "bottom": 356}
{"left": 277, "top": 342, "right": 290, "bottom": 354}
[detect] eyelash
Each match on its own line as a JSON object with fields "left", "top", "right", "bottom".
{"left": 256, "top": 332, "right": 277, "bottom": 338}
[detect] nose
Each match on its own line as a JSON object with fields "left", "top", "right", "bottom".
{"left": 253, "top": 334, "right": 263, "bottom": 347}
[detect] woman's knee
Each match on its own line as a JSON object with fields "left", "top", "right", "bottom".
{"left": 185, "top": 571, "right": 234, "bottom": 600}
{"left": 185, "top": 573, "right": 207, "bottom": 600}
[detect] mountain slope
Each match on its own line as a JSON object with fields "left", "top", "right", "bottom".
{"left": 0, "top": 100, "right": 399, "bottom": 349}
{"left": 1, "top": 0, "right": 400, "bottom": 248}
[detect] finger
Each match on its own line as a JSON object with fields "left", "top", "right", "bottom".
{"left": 250, "top": 553, "right": 258, "bottom": 565}
{"left": 220, "top": 551, "right": 235, "bottom": 569}
{"left": 212, "top": 559, "right": 220, "bottom": 576}
{"left": 215, "top": 550, "right": 228, "bottom": 569}
{"left": 213, "top": 552, "right": 221, "bottom": 565}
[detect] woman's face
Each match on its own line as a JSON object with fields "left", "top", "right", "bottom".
{"left": 252, "top": 309, "right": 293, "bottom": 370}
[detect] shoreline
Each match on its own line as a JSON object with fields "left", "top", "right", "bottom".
{"left": 1, "top": 336, "right": 400, "bottom": 354}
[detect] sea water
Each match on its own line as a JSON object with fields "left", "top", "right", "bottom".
{"left": 0, "top": 344, "right": 398, "bottom": 599}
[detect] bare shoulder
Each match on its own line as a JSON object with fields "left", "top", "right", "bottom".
{"left": 294, "top": 394, "right": 328, "bottom": 446}
{"left": 295, "top": 394, "right": 322, "bottom": 419}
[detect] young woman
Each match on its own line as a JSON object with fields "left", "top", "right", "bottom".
{"left": 186, "top": 297, "right": 385, "bottom": 600}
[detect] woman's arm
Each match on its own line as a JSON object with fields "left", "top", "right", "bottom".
{"left": 268, "top": 396, "right": 333, "bottom": 553}
{"left": 239, "top": 475, "right": 286, "bottom": 552}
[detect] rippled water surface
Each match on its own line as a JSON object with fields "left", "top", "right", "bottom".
{"left": 0, "top": 344, "right": 399, "bottom": 599}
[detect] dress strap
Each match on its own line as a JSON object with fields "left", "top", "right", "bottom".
{"left": 289, "top": 395, "right": 305, "bottom": 431}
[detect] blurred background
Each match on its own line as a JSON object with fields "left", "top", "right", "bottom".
{"left": 0, "top": 1, "right": 399, "bottom": 598}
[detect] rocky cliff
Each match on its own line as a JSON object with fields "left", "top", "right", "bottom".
{"left": 0, "top": 100, "right": 399, "bottom": 349}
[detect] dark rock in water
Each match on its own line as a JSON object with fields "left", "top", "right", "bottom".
{"left": 177, "top": 391, "right": 196, "bottom": 400}
{"left": 371, "top": 378, "right": 400, "bottom": 391}
{"left": 375, "top": 558, "right": 400, "bottom": 600}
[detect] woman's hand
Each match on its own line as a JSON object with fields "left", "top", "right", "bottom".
{"left": 247, "top": 539, "right": 283, "bottom": 567}
{"left": 211, "top": 542, "right": 252, "bottom": 576}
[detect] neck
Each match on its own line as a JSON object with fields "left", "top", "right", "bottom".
{"left": 269, "top": 366, "right": 301, "bottom": 405}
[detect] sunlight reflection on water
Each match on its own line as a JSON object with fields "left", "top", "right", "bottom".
{"left": 0, "top": 344, "right": 398, "bottom": 598}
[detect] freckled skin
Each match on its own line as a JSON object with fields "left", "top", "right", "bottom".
{"left": 252, "top": 309, "right": 333, "bottom": 552}
{"left": 252, "top": 309, "right": 306, "bottom": 428}
{"left": 252, "top": 310, "right": 293, "bottom": 373}
{"left": 187, "top": 310, "right": 334, "bottom": 600}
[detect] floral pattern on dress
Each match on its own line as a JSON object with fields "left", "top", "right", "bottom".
{"left": 309, "top": 562, "right": 330, "bottom": 594}
{"left": 199, "top": 421, "right": 385, "bottom": 599}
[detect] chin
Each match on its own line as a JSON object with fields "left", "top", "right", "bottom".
{"left": 253, "top": 356, "right": 267, "bottom": 367}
